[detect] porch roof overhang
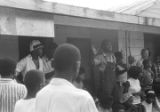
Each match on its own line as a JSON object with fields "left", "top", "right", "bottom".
{"left": 0, "top": 0, "right": 160, "bottom": 36}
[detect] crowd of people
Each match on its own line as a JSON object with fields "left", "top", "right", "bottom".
{"left": 0, "top": 39, "right": 160, "bottom": 112}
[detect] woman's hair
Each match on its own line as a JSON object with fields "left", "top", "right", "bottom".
{"left": 128, "top": 66, "right": 142, "bottom": 79}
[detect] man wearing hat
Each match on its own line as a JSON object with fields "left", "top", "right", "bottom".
{"left": 16, "top": 40, "right": 44, "bottom": 80}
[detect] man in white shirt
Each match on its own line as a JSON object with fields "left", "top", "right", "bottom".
{"left": 14, "top": 70, "right": 45, "bottom": 112}
{"left": 36, "top": 43, "right": 98, "bottom": 112}
{"left": 16, "top": 40, "right": 44, "bottom": 80}
{"left": 0, "top": 58, "right": 27, "bottom": 112}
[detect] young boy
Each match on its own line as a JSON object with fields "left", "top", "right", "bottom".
{"left": 0, "top": 58, "right": 27, "bottom": 112}
{"left": 14, "top": 70, "right": 45, "bottom": 112}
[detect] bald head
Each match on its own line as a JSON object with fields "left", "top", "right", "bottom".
{"left": 53, "top": 44, "right": 81, "bottom": 74}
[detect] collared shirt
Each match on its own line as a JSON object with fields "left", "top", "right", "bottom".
{"left": 14, "top": 98, "right": 35, "bottom": 112}
{"left": 16, "top": 55, "right": 44, "bottom": 77}
{"left": 0, "top": 78, "right": 27, "bottom": 112}
{"left": 36, "top": 78, "right": 98, "bottom": 112}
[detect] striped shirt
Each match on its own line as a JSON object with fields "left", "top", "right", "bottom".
{"left": 0, "top": 78, "right": 27, "bottom": 112}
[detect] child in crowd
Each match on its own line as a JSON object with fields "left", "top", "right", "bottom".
{"left": 152, "top": 78, "right": 160, "bottom": 112}
{"left": 142, "top": 89, "right": 155, "bottom": 112}
{"left": 73, "top": 67, "right": 85, "bottom": 89}
{"left": 14, "top": 70, "right": 45, "bottom": 112}
{"left": 125, "top": 66, "right": 145, "bottom": 112}
{"left": 141, "top": 59, "right": 154, "bottom": 90}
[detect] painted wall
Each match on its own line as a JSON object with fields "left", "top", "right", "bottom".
{"left": 0, "top": 7, "right": 55, "bottom": 37}
{"left": 0, "top": 35, "right": 19, "bottom": 61}
{"left": 118, "top": 31, "right": 144, "bottom": 62}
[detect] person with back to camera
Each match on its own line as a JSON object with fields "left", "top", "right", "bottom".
{"left": 36, "top": 43, "right": 98, "bottom": 112}
{"left": 0, "top": 58, "right": 27, "bottom": 112}
{"left": 14, "top": 70, "right": 45, "bottom": 112}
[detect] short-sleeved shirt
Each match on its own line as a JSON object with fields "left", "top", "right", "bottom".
{"left": 0, "top": 78, "right": 27, "bottom": 112}
{"left": 14, "top": 99, "right": 35, "bottom": 112}
{"left": 36, "top": 78, "right": 98, "bottom": 112}
{"left": 128, "top": 78, "right": 141, "bottom": 104}
{"left": 16, "top": 55, "right": 44, "bottom": 77}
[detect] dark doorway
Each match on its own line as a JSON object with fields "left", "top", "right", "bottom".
{"left": 144, "top": 33, "right": 160, "bottom": 61}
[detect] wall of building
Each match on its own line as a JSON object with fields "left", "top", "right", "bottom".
{"left": 0, "top": 35, "right": 19, "bottom": 61}
{"left": 0, "top": 7, "right": 55, "bottom": 37}
{"left": 118, "top": 31, "right": 144, "bottom": 62}
{"left": 55, "top": 25, "right": 118, "bottom": 51}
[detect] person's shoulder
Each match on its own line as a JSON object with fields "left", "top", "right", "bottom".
{"left": 36, "top": 85, "right": 50, "bottom": 97}
{"left": 73, "top": 87, "right": 93, "bottom": 100}
{"left": 13, "top": 81, "right": 27, "bottom": 90}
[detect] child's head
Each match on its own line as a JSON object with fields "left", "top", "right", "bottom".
{"left": 153, "top": 78, "right": 160, "bottom": 98}
{"left": 128, "top": 66, "right": 142, "bottom": 79}
{"left": 24, "top": 70, "right": 45, "bottom": 98}
{"left": 143, "top": 59, "right": 152, "bottom": 69}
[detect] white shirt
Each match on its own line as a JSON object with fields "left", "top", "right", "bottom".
{"left": 0, "top": 78, "right": 27, "bottom": 112}
{"left": 128, "top": 78, "right": 141, "bottom": 104}
{"left": 16, "top": 55, "right": 43, "bottom": 77}
{"left": 142, "top": 101, "right": 152, "bottom": 112}
{"left": 14, "top": 99, "right": 35, "bottom": 112}
{"left": 36, "top": 78, "right": 98, "bottom": 112}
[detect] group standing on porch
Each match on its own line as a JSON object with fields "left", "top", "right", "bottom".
{"left": 0, "top": 39, "right": 160, "bottom": 112}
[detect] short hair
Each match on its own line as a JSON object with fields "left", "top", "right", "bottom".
{"left": 53, "top": 43, "right": 81, "bottom": 72}
{"left": 24, "top": 70, "right": 44, "bottom": 93}
{"left": 128, "top": 66, "right": 142, "bottom": 79}
{"left": 0, "top": 58, "right": 16, "bottom": 77}
{"left": 153, "top": 78, "right": 160, "bottom": 97}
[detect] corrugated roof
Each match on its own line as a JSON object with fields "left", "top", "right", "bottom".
{"left": 116, "top": 0, "right": 160, "bottom": 19}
